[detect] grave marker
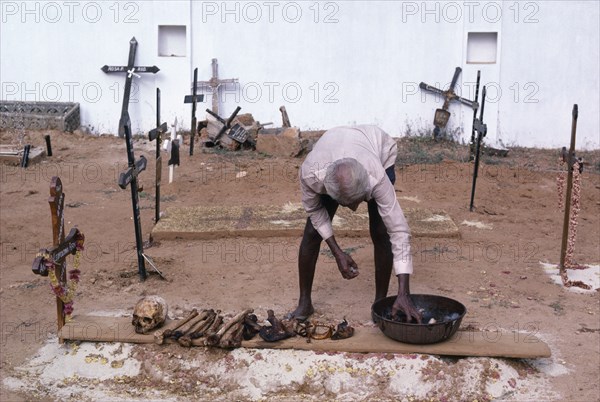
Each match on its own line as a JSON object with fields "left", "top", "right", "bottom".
{"left": 195, "top": 58, "right": 238, "bottom": 115}
{"left": 419, "top": 67, "right": 477, "bottom": 139}
{"left": 469, "top": 86, "right": 487, "bottom": 212}
{"left": 32, "top": 177, "right": 85, "bottom": 336}
{"left": 149, "top": 88, "right": 168, "bottom": 223}
{"left": 101, "top": 37, "right": 160, "bottom": 138}
{"left": 184, "top": 68, "right": 204, "bottom": 155}
{"left": 118, "top": 124, "right": 148, "bottom": 280}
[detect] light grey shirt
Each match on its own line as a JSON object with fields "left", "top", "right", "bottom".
{"left": 299, "top": 125, "right": 413, "bottom": 275}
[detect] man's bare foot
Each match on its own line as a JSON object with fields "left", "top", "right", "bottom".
{"left": 285, "top": 304, "right": 315, "bottom": 321}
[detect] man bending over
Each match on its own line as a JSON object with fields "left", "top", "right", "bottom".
{"left": 289, "top": 125, "right": 422, "bottom": 323}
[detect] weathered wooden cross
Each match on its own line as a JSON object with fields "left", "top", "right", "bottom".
{"left": 205, "top": 106, "right": 242, "bottom": 147}
{"left": 149, "top": 88, "right": 168, "bottom": 223}
{"left": 419, "top": 67, "right": 477, "bottom": 139}
{"left": 32, "top": 177, "right": 84, "bottom": 336}
{"left": 100, "top": 37, "right": 160, "bottom": 138}
{"left": 194, "top": 58, "right": 238, "bottom": 115}
{"left": 184, "top": 68, "right": 204, "bottom": 156}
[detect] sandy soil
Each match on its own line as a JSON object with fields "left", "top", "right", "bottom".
{"left": 1, "top": 129, "right": 599, "bottom": 401}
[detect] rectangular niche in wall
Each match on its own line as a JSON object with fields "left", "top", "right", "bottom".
{"left": 466, "top": 32, "right": 498, "bottom": 64}
{"left": 158, "top": 25, "right": 186, "bottom": 57}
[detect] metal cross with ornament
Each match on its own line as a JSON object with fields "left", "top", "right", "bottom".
{"left": 31, "top": 176, "right": 84, "bottom": 337}
{"left": 419, "top": 67, "right": 478, "bottom": 140}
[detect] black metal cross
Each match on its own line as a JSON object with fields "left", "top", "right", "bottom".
{"left": 419, "top": 67, "right": 478, "bottom": 139}
{"left": 149, "top": 88, "right": 168, "bottom": 224}
{"left": 118, "top": 124, "right": 148, "bottom": 280}
{"left": 31, "top": 176, "right": 84, "bottom": 334}
{"left": 100, "top": 37, "right": 160, "bottom": 138}
{"left": 469, "top": 86, "right": 487, "bottom": 212}
{"left": 469, "top": 71, "right": 482, "bottom": 161}
{"left": 105, "top": 37, "right": 164, "bottom": 281}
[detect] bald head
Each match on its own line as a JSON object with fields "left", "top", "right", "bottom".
{"left": 324, "top": 158, "right": 369, "bottom": 206}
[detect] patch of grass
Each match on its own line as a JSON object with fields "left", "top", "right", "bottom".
{"left": 396, "top": 136, "right": 468, "bottom": 166}
{"left": 320, "top": 245, "right": 363, "bottom": 259}
{"left": 480, "top": 155, "right": 504, "bottom": 165}
{"left": 549, "top": 301, "right": 564, "bottom": 315}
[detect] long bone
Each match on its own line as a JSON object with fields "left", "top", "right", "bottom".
{"left": 154, "top": 309, "right": 198, "bottom": 345}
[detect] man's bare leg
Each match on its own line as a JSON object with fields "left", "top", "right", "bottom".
{"left": 288, "top": 197, "right": 338, "bottom": 320}
{"left": 368, "top": 199, "right": 394, "bottom": 303}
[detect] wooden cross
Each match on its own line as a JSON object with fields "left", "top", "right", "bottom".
{"left": 194, "top": 58, "right": 238, "bottom": 115}
{"left": 419, "top": 67, "right": 477, "bottom": 139}
{"left": 32, "top": 177, "right": 84, "bottom": 336}
{"left": 184, "top": 68, "right": 204, "bottom": 156}
{"left": 101, "top": 37, "right": 160, "bottom": 138}
{"left": 205, "top": 106, "right": 242, "bottom": 147}
{"left": 149, "top": 88, "right": 168, "bottom": 223}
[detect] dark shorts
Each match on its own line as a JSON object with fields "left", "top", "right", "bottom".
{"left": 385, "top": 165, "right": 396, "bottom": 185}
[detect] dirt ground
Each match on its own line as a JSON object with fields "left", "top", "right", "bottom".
{"left": 1, "top": 128, "right": 599, "bottom": 401}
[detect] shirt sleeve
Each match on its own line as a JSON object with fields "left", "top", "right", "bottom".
{"left": 371, "top": 177, "right": 414, "bottom": 275}
{"left": 300, "top": 176, "right": 334, "bottom": 240}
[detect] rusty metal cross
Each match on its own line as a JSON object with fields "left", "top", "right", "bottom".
{"left": 419, "top": 67, "right": 478, "bottom": 139}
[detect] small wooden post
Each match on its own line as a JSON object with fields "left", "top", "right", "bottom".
{"left": 559, "top": 104, "right": 578, "bottom": 277}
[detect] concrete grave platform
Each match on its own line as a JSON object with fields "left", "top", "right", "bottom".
{"left": 151, "top": 202, "right": 460, "bottom": 240}
{"left": 0, "top": 145, "right": 46, "bottom": 166}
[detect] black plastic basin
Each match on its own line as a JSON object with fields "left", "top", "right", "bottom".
{"left": 371, "top": 294, "right": 466, "bottom": 344}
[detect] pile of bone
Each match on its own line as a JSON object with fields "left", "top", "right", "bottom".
{"left": 132, "top": 297, "right": 353, "bottom": 349}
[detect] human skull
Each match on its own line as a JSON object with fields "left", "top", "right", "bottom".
{"left": 132, "top": 296, "right": 168, "bottom": 334}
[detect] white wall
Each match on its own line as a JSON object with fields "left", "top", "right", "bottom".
{"left": 1, "top": 1, "right": 598, "bottom": 149}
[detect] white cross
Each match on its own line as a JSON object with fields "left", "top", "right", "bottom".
{"left": 128, "top": 68, "right": 141, "bottom": 78}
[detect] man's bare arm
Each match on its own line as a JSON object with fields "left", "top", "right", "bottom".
{"left": 391, "top": 274, "right": 422, "bottom": 323}
{"left": 325, "top": 236, "right": 359, "bottom": 279}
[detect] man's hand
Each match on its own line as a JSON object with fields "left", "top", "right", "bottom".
{"left": 334, "top": 252, "right": 359, "bottom": 279}
{"left": 325, "top": 235, "right": 359, "bottom": 280}
{"left": 391, "top": 293, "right": 422, "bottom": 323}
